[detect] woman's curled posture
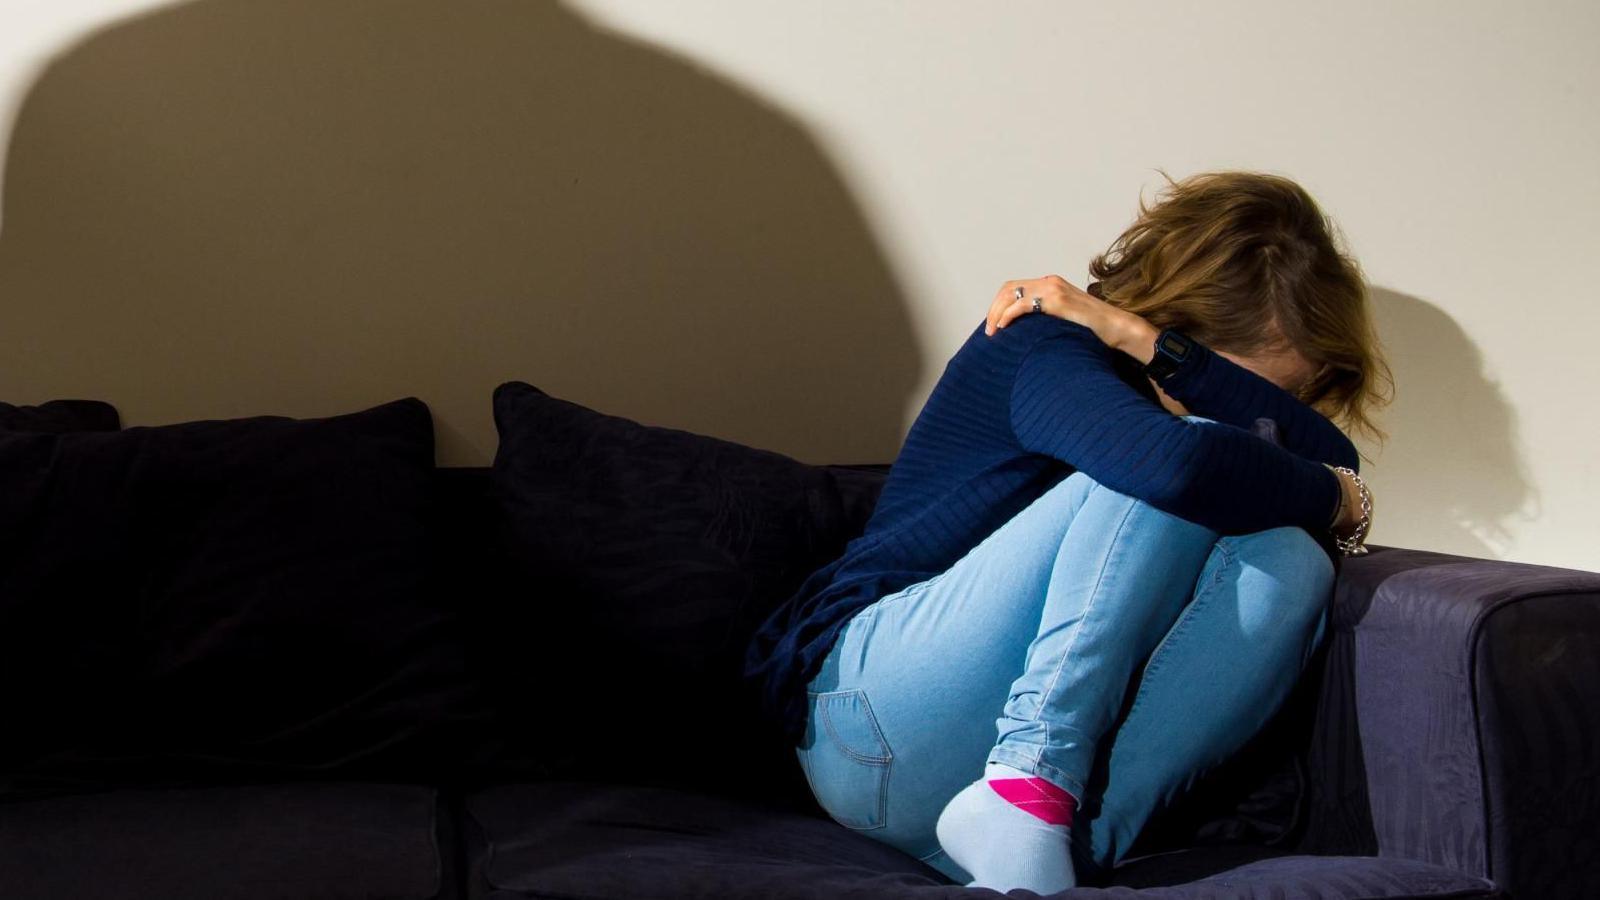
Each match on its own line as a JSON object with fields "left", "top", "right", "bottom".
{"left": 743, "top": 170, "right": 1391, "bottom": 893}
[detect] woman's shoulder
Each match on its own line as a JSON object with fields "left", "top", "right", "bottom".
{"left": 952, "top": 315, "right": 1105, "bottom": 379}
{"left": 957, "top": 313, "right": 1098, "bottom": 357}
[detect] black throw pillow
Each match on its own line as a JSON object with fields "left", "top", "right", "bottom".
{"left": 0, "top": 399, "right": 120, "bottom": 432}
{"left": 487, "top": 382, "right": 876, "bottom": 803}
{"left": 0, "top": 398, "right": 490, "bottom": 799}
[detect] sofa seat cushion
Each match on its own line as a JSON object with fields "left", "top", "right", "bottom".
{"left": 1103, "top": 847, "right": 1504, "bottom": 898}
{"left": 463, "top": 781, "right": 1503, "bottom": 899}
{"left": 464, "top": 781, "right": 943, "bottom": 899}
{"left": 0, "top": 782, "right": 449, "bottom": 900}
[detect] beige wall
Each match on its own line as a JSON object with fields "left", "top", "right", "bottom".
{"left": 1, "top": 1, "right": 1595, "bottom": 571}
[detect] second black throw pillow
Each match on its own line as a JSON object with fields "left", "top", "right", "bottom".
{"left": 488, "top": 381, "right": 879, "bottom": 801}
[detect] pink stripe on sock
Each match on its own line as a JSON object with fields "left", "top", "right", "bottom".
{"left": 988, "top": 776, "right": 1077, "bottom": 826}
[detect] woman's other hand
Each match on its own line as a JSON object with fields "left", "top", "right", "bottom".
{"left": 985, "top": 276, "right": 1158, "bottom": 361}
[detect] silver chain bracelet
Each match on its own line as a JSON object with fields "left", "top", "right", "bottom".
{"left": 1324, "top": 464, "right": 1372, "bottom": 556}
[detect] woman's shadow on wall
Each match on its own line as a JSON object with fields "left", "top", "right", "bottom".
{"left": 0, "top": 0, "right": 919, "bottom": 466}
{"left": 1363, "top": 287, "right": 1534, "bottom": 558}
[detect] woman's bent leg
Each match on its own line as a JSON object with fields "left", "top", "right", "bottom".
{"left": 1068, "top": 526, "right": 1335, "bottom": 880}
{"left": 984, "top": 479, "right": 1224, "bottom": 798}
{"left": 799, "top": 469, "right": 1100, "bottom": 878}
{"left": 940, "top": 475, "right": 1223, "bottom": 890}
{"left": 800, "top": 470, "right": 1221, "bottom": 884}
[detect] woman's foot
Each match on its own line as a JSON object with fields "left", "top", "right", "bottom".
{"left": 934, "top": 761, "right": 1079, "bottom": 893}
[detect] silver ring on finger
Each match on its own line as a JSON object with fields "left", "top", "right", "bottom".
{"left": 1013, "top": 286, "right": 1025, "bottom": 301}
{"left": 1032, "top": 296, "right": 1042, "bottom": 314}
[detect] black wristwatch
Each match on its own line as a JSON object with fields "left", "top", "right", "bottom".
{"left": 1144, "top": 329, "right": 1195, "bottom": 382}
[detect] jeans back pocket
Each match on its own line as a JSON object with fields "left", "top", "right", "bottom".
{"left": 798, "top": 688, "right": 892, "bottom": 831}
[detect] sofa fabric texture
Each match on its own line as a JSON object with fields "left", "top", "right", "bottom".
{"left": 0, "top": 782, "right": 448, "bottom": 900}
{"left": 1293, "top": 548, "right": 1600, "bottom": 899}
{"left": 460, "top": 780, "right": 1503, "bottom": 900}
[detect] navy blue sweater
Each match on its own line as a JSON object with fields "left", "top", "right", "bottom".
{"left": 744, "top": 314, "right": 1360, "bottom": 746}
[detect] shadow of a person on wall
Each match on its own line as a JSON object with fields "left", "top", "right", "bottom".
{"left": 0, "top": 0, "right": 920, "bottom": 467}
{"left": 1362, "top": 287, "right": 1534, "bottom": 559}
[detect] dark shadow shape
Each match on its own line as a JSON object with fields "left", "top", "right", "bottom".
{"left": 1363, "top": 287, "right": 1533, "bottom": 558}
{"left": 0, "top": 0, "right": 920, "bottom": 466}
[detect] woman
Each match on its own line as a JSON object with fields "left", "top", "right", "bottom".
{"left": 742, "top": 170, "right": 1390, "bottom": 893}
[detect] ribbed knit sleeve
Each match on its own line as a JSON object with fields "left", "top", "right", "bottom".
{"left": 1009, "top": 323, "right": 1343, "bottom": 535}
{"left": 1157, "top": 339, "right": 1361, "bottom": 472}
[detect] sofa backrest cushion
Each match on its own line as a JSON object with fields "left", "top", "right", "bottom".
{"left": 0, "top": 399, "right": 120, "bottom": 432}
{"left": 0, "top": 398, "right": 491, "bottom": 799}
{"left": 486, "top": 381, "right": 882, "bottom": 800}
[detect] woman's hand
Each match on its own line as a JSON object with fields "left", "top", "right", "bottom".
{"left": 985, "top": 275, "right": 1159, "bottom": 362}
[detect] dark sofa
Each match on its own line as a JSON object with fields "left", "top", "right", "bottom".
{"left": 2, "top": 390, "right": 1597, "bottom": 900}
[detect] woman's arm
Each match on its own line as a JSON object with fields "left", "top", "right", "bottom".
{"left": 1010, "top": 323, "right": 1346, "bottom": 536}
{"left": 1105, "top": 314, "right": 1361, "bottom": 472}
{"left": 989, "top": 276, "right": 1360, "bottom": 471}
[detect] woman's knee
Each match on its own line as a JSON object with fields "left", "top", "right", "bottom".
{"left": 1218, "top": 526, "right": 1335, "bottom": 623}
{"left": 1011, "top": 468, "right": 1169, "bottom": 543}
{"left": 1066, "top": 469, "right": 1212, "bottom": 538}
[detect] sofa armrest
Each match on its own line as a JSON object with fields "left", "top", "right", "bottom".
{"left": 1299, "top": 545, "right": 1600, "bottom": 899}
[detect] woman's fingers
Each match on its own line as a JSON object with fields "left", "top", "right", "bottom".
{"left": 987, "top": 280, "right": 1036, "bottom": 335}
{"left": 985, "top": 289, "right": 1008, "bottom": 335}
{"left": 990, "top": 275, "right": 1122, "bottom": 344}
{"left": 988, "top": 276, "right": 1095, "bottom": 335}
{"left": 995, "top": 296, "right": 1032, "bottom": 330}
{"left": 986, "top": 280, "right": 1026, "bottom": 335}
{"left": 985, "top": 286, "right": 1003, "bottom": 334}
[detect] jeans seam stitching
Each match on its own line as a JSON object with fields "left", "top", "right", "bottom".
{"left": 1019, "top": 488, "right": 1141, "bottom": 780}
{"left": 819, "top": 693, "right": 893, "bottom": 764}
{"left": 1011, "top": 486, "right": 1139, "bottom": 787}
{"left": 806, "top": 691, "right": 891, "bottom": 831}
{"left": 869, "top": 572, "right": 944, "bottom": 616}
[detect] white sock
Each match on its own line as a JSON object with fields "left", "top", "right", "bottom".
{"left": 934, "top": 762, "right": 1078, "bottom": 892}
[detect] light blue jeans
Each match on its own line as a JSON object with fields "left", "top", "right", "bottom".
{"left": 796, "top": 422, "right": 1334, "bottom": 884}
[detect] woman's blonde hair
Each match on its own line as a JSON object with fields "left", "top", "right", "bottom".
{"left": 1087, "top": 169, "right": 1393, "bottom": 442}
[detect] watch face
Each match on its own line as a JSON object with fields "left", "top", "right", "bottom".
{"left": 1158, "top": 332, "right": 1191, "bottom": 359}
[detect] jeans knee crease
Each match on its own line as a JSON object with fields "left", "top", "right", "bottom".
{"left": 1120, "top": 540, "right": 1232, "bottom": 722}
{"left": 1122, "top": 599, "right": 1203, "bottom": 721}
